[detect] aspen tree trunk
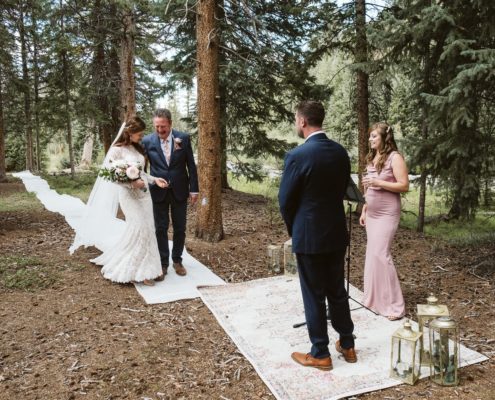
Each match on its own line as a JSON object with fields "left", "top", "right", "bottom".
{"left": 19, "top": 7, "right": 34, "bottom": 171}
{"left": 79, "top": 132, "right": 94, "bottom": 169}
{"left": 120, "top": 7, "right": 136, "bottom": 122}
{"left": 355, "top": 0, "right": 369, "bottom": 193}
{"left": 195, "top": 0, "right": 224, "bottom": 242}
{"left": 0, "top": 65, "right": 6, "bottom": 182}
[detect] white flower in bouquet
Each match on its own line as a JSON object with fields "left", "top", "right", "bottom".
{"left": 99, "top": 160, "right": 147, "bottom": 192}
{"left": 126, "top": 165, "right": 141, "bottom": 180}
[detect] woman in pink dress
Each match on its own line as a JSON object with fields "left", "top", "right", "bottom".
{"left": 359, "top": 122, "right": 409, "bottom": 320}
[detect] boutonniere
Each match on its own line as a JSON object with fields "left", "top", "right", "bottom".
{"left": 173, "top": 137, "right": 182, "bottom": 150}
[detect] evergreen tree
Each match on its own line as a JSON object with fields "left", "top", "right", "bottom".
{"left": 378, "top": 0, "right": 495, "bottom": 220}
{"left": 163, "top": 1, "right": 330, "bottom": 183}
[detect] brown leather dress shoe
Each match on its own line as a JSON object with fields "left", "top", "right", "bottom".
{"left": 335, "top": 340, "right": 357, "bottom": 363}
{"left": 173, "top": 262, "right": 187, "bottom": 276}
{"left": 155, "top": 266, "right": 168, "bottom": 281}
{"left": 291, "top": 352, "right": 333, "bottom": 371}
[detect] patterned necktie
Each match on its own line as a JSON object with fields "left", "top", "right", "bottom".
{"left": 163, "top": 138, "right": 171, "bottom": 165}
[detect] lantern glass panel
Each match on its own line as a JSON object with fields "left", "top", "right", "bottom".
{"left": 428, "top": 317, "right": 459, "bottom": 386}
{"left": 390, "top": 321, "right": 422, "bottom": 385}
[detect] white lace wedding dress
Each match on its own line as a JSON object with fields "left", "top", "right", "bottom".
{"left": 91, "top": 145, "right": 163, "bottom": 283}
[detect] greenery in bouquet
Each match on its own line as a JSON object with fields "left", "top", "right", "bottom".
{"left": 98, "top": 160, "right": 146, "bottom": 192}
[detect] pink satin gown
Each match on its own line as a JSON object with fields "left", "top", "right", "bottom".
{"left": 363, "top": 151, "right": 405, "bottom": 318}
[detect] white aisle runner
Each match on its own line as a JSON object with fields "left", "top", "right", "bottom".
{"left": 199, "top": 276, "right": 489, "bottom": 400}
{"left": 13, "top": 171, "right": 225, "bottom": 303}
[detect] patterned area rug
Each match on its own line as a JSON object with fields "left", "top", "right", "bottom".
{"left": 199, "top": 276, "right": 488, "bottom": 400}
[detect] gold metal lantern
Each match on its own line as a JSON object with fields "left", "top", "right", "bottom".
{"left": 417, "top": 294, "right": 449, "bottom": 365}
{"left": 390, "top": 320, "right": 422, "bottom": 385}
{"left": 428, "top": 316, "right": 460, "bottom": 386}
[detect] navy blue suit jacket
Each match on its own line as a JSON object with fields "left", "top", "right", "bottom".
{"left": 278, "top": 133, "right": 350, "bottom": 254}
{"left": 142, "top": 130, "right": 199, "bottom": 203}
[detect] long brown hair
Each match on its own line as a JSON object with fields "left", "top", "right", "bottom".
{"left": 114, "top": 116, "right": 146, "bottom": 156}
{"left": 366, "top": 122, "right": 399, "bottom": 173}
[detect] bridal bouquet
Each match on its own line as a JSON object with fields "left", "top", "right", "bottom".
{"left": 98, "top": 160, "right": 147, "bottom": 192}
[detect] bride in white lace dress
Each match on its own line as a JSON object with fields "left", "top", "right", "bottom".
{"left": 90, "top": 117, "right": 168, "bottom": 286}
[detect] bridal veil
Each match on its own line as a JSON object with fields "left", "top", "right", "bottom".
{"left": 69, "top": 123, "right": 126, "bottom": 254}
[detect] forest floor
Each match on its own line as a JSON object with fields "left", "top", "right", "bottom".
{"left": 0, "top": 179, "right": 494, "bottom": 400}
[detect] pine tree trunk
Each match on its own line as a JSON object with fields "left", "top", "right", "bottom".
{"left": 19, "top": 7, "right": 34, "bottom": 171}
{"left": 102, "top": 45, "right": 121, "bottom": 153}
{"left": 120, "top": 8, "right": 136, "bottom": 122}
{"left": 195, "top": 0, "right": 224, "bottom": 242}
{"left": 90, "top": 0, "right": 111, "bottom": 154}
{"left": 31, "top": 11, "right": 41, "bottom": 172}
{"left": 355, "top": 0, "right": 369, "bottom": 193}
{"left": 217, "top": 0, "right": 229, "bottom": 190}
{"left": 0, "top": 65, "right": 6, "bottom": 182}
{"left": 60, "top": 1, "right": 75, "bottom": 178}
{"left": 417, "top": 47, "right": 431, "bottom": 233}
{"left": 417, "top": 169, "right": 427, "bottom": 232}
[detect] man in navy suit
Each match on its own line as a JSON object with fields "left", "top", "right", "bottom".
{"left": 142, "top": 108, "right": 199, "bottom": 278}
{"left": 278, "top": 100, "right": 356, "bottom": 370}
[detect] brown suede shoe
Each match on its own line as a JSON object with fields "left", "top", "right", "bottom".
{"left": 291, "top": 352, "right": 333, "bottom": 371}
{"left": 335, "top": 340, "right": 357, "bottom": 363}
{"left": 173, "top": 262, "right": 187, "bottom": 276}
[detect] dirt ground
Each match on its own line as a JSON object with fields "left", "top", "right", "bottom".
{"left": 0, "top": 181, "right": 493, "bottom": 400}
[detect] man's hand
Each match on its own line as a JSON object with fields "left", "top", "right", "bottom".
{"left": 131, "top": 179, "right": 145, "bottom": 189}
{"left": 155, "top": 178, "right": 169, "bottom": 189}
{"left": 189, "top": 193, "right": 198, "bottom": 205}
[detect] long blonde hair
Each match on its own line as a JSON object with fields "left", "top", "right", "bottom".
{"left": 366, "top": 122, "right": 399, "bottom": 173}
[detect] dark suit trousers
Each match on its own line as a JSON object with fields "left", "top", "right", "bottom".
{"left": 153, "top": 191, "right": 187, "bottom": 266}
{"left": 296, "top": 249, "right": 354, "bottom": 358}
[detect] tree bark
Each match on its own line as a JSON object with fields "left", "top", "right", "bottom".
{"left": 355, "top": 0, "right": 369, "bottom": 192}
{"left": 19, "top": 6, "right": 34, "bottom": 171}
{"left": 120, "top": 7, "right": 136, "bottom": 122}
{"left": 32, "top": 10, "right": 41, "bottom": 172}
{"left": 217, "top": 0, "right": 229, "bottom": 190}
{"left": 79, "top": 131, "right": 94, "bottom": 169}
{"left": 60, "top": 0, "right": 75, "bottom": 178}
{"left": 195, "top": 0, "right": 224, "bottom": 242}
{"left": 0, "top": 65, "right": 6, "bottom": 182}
{"left": 417, "top": 53, "right": 431, "bottom": 232}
